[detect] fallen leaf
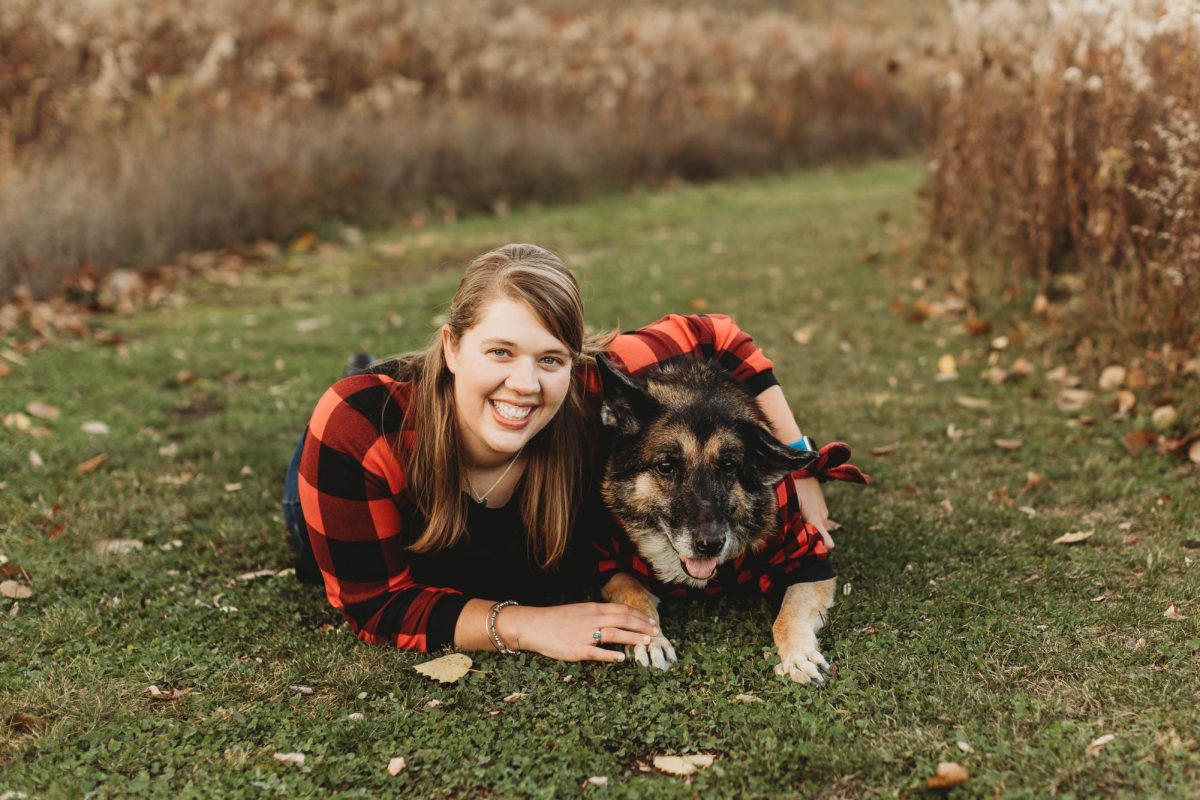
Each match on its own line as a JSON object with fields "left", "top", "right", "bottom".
{"left": 687, "top": 297, "right": 709, "bottom": 312}
{"left": 159, "top": 442, "right": 179, "bottom": 457}
{"left": 871, "top": 442, "right": 902, "bottom": 456}
{"left": 387, "top": 756, "right": 408, "bottom": 776}
{"left": 224, "top": 483, "right": 243, "bottom": 493}
{"left": 4, "top": 412, "right": 32, "bottom": 431}
{"left": 145, "top": 685, "right": 190, "bottom": 701}
{"left": 1056, "top": 389, "right": 1094, "bottom": 413}
{"left": 1098, "top": 365, "right": 1126, "bottom": 391}
{"left": 502, "top": 691, "right": 526, "bottom": 703}
{"left": 425, "top": 699, "right": 443, "bottom": 708}
{"left": 76, "top": 453, "right": 110, "bottom": 475}
{"left": 6, "top": 711, "right": 43, "bottom": 732}
{"left": 584, "top": 776, "right": 609, "bottom": 787}
{"left": 791, "top": 327, "right": 814, "bottom": 345}
{"left": 1163, "top": 604, "right": 1186, "bottom": 619}
{"left": 1125, "top": 367, "right": 1147, "bottom": 389}
{"left": 28, "top": 450, "right": 43, "bottom": 469}
{"left": 1189, "top": 439, "right": 1200, "bottom": 464}
{"left": 936, "top": 354, "right": 958, "bottom": 379}
{"left": 347, "top": 712, "right": 364, "bottom": 721}
{"left": 1087, "top": 734, "right": 1116, "bottom": 754}
{"left": 290, "top": 685, "right": 314, "bottom": 695}
{"left": 940, "top": 498, "right": 955, "bottom": 515}
{"left": 1010, "top": 357, "right": 1036, "bottom": 376}
{"left": 413, "top": 653, "right": 472, "bottom": 684}
{"left": 652, "top": 754, "right": 715, "bottom": 776}
{"left": 0, "top": 580, "right": 32, "bottom": 599}
{"left": 993, "top": 438, "right": 1023, "bottom": 450}
{"left": 956, "top": 395, "right": 991, "bottom": 410}
{"left": 1046, "top": 366, "right": 1080, "bottom": 387}
{"left": 0, "top": 361, "right": 10, "bottom": 377}
{"left": 81, "top": 421, "right": 110, "bottom": 435}
{"left": 1053, "top": 530, "right": 1094, "bottom": 545}
{"left": 273, "top": 751, "right": 306, "bottom": 766}
{"left": 965, "top": 318, "right": 991, "bottom": 336}
{"left": 294, "top": 316, "right": 330, "bottom": 333}
{"left": 1121, "top": 430, "right": 1158, "bottom": 456}
{"left": 94, "top": 539, "right": 143, "bottom": 555}
{"left": 175, "top": 370, "right": 197, "bottom": 385}
{"left": 956, "top": 741, "right": 974, "bottom": 754}
{"left": 983, "top": 367, "right": 1008, "bottom": 386}
{"left": 1022, "top": 472, "right": 1045, "bottom": 492}
{"left": 25, "top": 401, "right": 60, "bottom": 421}
{"left": 733, "top": 693, "right": 762, "bottom": 704}
{"left": 1112, "top": 390, "right": 1136, "bottom": 418}
{"left": 926, "top": 761, "right": 970, "bottom": 789}
{"left": 991, "top": 335, "right": 1009, "bottom": 350}
{"left": 1151, "top": 405, "right": 1178, "bottom": 429}
{"left": 238, "top": 569, "right": 277, "bottom": 581}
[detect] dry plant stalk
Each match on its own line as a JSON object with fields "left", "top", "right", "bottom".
{"left": 924, "top": 0, "right": 1200, "bottom": 364}
{"left": 0, "top": 0, "right": 932, "bottom": 299}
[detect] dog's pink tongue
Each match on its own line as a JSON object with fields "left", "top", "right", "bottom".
{"left": 683, "top": 557, "right": 719, "bottom": 580}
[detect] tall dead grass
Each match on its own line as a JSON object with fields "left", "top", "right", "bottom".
{"left": 924, "top": 0, "right": 1200, "bottom": 362}
{"left": 0, "top": 0, "right": 931, "bottom": 298}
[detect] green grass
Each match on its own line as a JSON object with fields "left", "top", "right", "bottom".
{"left": 2, "top": 160, "right": 1198, "bottom": 798}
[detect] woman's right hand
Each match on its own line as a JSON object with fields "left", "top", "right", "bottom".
{"left": 497, "top": 602, "right": 659, "bottom": 663}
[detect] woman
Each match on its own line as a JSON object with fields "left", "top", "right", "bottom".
{"left": 282, "top": 243, "right": 834, "bottom": 663}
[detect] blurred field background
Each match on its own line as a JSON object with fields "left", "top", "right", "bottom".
{"left": 0, "top": 0, "right": 1195, "bottom": 379}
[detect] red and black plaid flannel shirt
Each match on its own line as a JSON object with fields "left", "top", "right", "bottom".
{"left": 585, "top": 314, "right": 834, "bottom": 601}
{"left": 299, "top": 313, "right": 830, "bottom": 652}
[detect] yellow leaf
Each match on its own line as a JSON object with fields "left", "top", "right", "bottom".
{"left": 652, "top": 754, "right": 715, "bottom": 776}
{"left": 413, "top": 653, "right": 472, "bottom": 684}
{"left": 1, "top": 580, "right": 33, "bottom": 599}
{"left": 387, "top": 756, "right": 408, "bottom": 776}
{"left": 955, "top": 395, "right": 990, "bottom": 410}
{"left": 937, "top": 354, "right": 958, "bottom": 377}
{"left": 1053, "top": 530, "right": 1094, "bottom": 545}
{"left": 927, "top": 761, "right": 970, "bottom": 789}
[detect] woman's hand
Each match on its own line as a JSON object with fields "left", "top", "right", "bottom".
{"left": 498, "top": 602, "right": 659, "bottom": 663}
{"left": 794, "top": 476, "right": 836, "bottom": 550}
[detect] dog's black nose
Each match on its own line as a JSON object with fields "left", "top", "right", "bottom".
{"left": 694, "top": 529, "right": 726, "bottom": 557}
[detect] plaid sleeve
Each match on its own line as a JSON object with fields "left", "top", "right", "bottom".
{"left": 299, "top": 374, "right": 470, "bottom": 653}
{"left": 753, "top": 474, "right": 836, "bottom": 596}
{"left": 605, "top": 313, "right": 779, "bottom": 395}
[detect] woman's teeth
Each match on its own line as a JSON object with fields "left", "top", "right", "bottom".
{"left": 492, "top": 401, "right": 533, "bottom": 420}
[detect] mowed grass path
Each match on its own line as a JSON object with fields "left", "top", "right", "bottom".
{"left": 2, "top": 161, "right": 1197, "bottom": 798}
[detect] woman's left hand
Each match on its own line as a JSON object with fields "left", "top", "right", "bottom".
{"left": 794, "top": 476, "right": 835, "bottom": 550}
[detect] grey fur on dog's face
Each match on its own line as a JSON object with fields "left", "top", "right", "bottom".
{"left": 599, "top": 358, "right": 813, "bottom": 587}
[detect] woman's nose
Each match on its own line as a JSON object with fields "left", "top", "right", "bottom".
{"left": 504, "top": 358, "right": 539, "bottom": 393}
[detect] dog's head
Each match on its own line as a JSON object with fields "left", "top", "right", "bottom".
{"left": 598, "top": 356, "right": 816, "bottom": 587}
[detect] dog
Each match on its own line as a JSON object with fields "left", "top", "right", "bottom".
{"left": 595, "top": 356, "right": 848, "bottom": 685}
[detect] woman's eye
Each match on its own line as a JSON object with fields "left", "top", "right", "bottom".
{"left": 654, "top": 460, "right": 677, "bottom": 477}
{"left": 488, "top": 348, "right": 511, "bottom": 358}
{"left": 540, "top": 356, "right": 564, "bottom": 367}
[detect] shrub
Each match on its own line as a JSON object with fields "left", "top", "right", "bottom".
{"left": 0, "top": 0, "right": 930, "bottom": 298}
{"left": 924, "top": 0, "right": 1200, "bottom": 362}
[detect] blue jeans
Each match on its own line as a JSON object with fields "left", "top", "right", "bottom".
{"left": 281, "top": 430, "right": 308, "bottom": 554}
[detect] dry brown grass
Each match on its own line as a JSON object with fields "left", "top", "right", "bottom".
{"left": 0, "top": 0, "right": 934, "bottom": 299}
{"left": 923, "top": 0, "right": 1200, "bottom": 367}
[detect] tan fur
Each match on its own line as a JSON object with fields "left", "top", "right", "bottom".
{"left": 772, "top": 577, "right": 837, "bottom": 685}
{"left": 601, "top": 573, "right": 677, "bottom": 669}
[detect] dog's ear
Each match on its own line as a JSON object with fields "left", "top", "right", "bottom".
{"left": 745, "top": 423, "right": 817, "bottom": 485}
{"left": 598, "top": 355, "right": 659, "bottom": 435}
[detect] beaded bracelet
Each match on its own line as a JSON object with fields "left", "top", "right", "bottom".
{"left": 487, "top": 600, "right": 520, "bottom": 655}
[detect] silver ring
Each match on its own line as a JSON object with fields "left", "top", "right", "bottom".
{"left": 592, "top": 628, "right": 602, "bottom": 643}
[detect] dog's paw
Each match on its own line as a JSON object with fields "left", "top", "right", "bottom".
{"left": 628, "top": 634, "right": 677, "bottom": 671}
{"left": 773, "top": 646, "right": 832, "bottom": 686}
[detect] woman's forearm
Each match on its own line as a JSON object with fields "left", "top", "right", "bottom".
{"left": 756, "top": 384, "right": 803, "bottom": 443}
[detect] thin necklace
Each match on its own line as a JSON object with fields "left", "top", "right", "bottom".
{"left": 466, "top": 446, "right": 524, "bottom": 506}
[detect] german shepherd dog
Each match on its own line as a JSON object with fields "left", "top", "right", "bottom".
{"left": 597, "top": 357, "right": 839, "bottom": 685}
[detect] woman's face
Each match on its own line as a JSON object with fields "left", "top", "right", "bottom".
{"left": 443, "top": 296, "right": 574, "bottom": 468}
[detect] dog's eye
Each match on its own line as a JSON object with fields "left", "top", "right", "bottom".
{"left": 718, "top": 458, "right": 739, "bottom": 474}
{"left": 654, "top": 459, "right": 677, "bottom": 477}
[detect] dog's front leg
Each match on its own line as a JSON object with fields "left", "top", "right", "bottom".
{"left": 772, "top": 578, "right": 836, "bottom": 685}
{"left": 601, "top": 572, "right": 677, "bottom": 670}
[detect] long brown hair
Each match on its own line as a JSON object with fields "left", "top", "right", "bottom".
{"left": 395, "top": 243, "right": 606, "bottom": 568}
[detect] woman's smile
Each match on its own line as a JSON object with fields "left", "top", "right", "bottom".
{"left": 443, "top": 296, "right": 574, "bottom": 467}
